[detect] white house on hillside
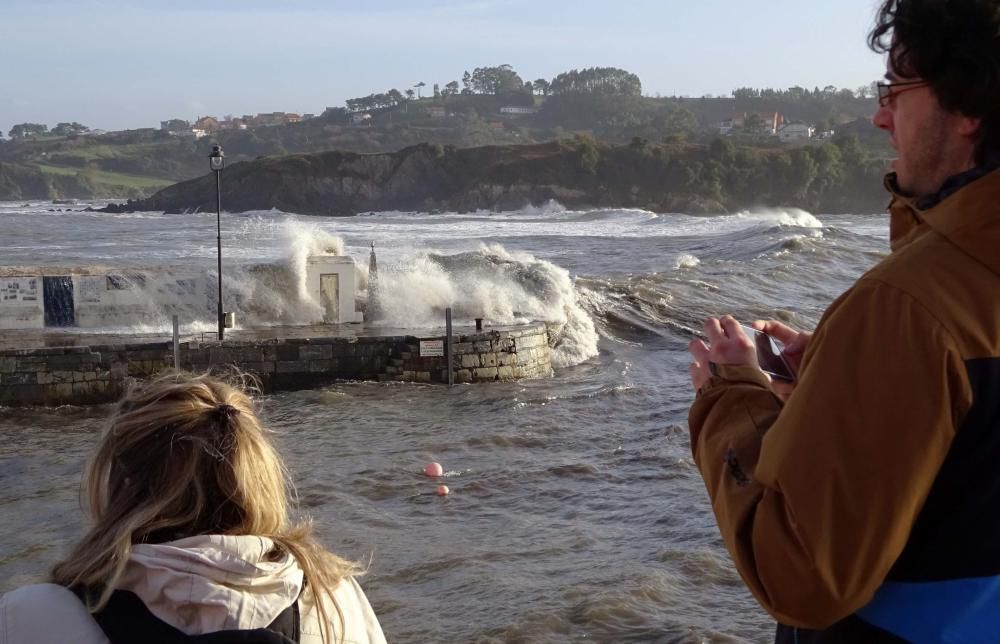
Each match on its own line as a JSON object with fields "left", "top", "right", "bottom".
{"left": 499, "top": 106, "right": 537, "bottom": 115}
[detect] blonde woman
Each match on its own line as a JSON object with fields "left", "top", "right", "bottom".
{"left": 0, "top": 372, "right": 386, "bottom": 644}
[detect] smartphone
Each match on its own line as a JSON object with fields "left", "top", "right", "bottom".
{"left": 740, "top": 324, "right": 795, "bottom": 382}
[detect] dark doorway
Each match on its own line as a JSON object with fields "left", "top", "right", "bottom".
{"left": 43, "top": 276, "right": 75, "bottom": 327}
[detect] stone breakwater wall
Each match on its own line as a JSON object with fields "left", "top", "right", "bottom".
{"left": 0, "top": 324, "right": 552, "bottom": 407}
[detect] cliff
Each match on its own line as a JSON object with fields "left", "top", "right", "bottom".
{"left": 106, "top": 139, "right": 890, "bottom": 216}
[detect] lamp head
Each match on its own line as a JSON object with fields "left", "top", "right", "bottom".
{"left": 209, "top": 144, "right": 225, "bottom": 171}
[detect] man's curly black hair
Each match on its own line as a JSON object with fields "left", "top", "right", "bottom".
{"left": 869, "top": 0, "right": 1000, "bottom": 165}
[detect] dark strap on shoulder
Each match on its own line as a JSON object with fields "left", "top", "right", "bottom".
{"left": 776, "top": 616, "right": 908, "bottom": 643}
{"left": 73, "top": 588, "right": 300, "bottom": 644}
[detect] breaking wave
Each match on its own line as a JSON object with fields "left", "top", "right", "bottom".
{"left": 736, "top": 207, "right": 824, "bottom": 228}
{"left": 366, "top": 243, "right": 599, "bottom": 368}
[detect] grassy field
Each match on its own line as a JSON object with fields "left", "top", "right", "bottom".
{"left": 47, "top": 142, "right": 167, "bottom": 162}
{"left": 34, "top": 163, "right": 175, "bottom": 190}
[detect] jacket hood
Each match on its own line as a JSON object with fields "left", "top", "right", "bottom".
{"left": 885, "top": 168, "right": 1000, "bottom": 277}
{"left": 118, "top": 534, "right": 304, "bottom": 636}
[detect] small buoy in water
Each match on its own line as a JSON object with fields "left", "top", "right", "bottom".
{"left": 436, "top": 485, "right": 450, "bottom": 496}
{"left": 424, "top": 462, "right": 443, "bottom": 477}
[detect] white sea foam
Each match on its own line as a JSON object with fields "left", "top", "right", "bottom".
{"left": 226, "top": 224, "right": 599, "bottom": 367}
{"left": 675, "top": 254, "right": 700, "bottom": 269}
{"left": 355, "top": 200, "right": 567, "bottom": 220}
{"left": 87, "top": 221, "right": 354, "bottom": 329}
{"left": 371, "top": 242, "right": 598, "bottom": 368}
{"left": 737, "top": 207, "right": 824, "bottom": 228}
{"left": 504, "top": 199, "right": 568, "bottom": 217}
{"left": 283, "top": 220, "right": 345, "bottom": 315}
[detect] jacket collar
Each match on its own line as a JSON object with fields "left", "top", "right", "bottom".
{"left": 884, "top": 167, "right": 1000, "bottom": 277}
{"left": 884, "top": 175, "right": 923, "bottom": 250}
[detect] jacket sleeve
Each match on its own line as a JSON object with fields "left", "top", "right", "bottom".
{"left": 688, "top": 279, "right": 972, "bottom": 628}
{"left": 0, "top": 584, "right": 109, "bottom": 644}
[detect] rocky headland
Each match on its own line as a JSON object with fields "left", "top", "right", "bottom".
{"left": 102, "top": 139, "right": 890, "bottom": 216}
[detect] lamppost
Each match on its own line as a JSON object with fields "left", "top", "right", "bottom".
{"left": 209, "top": 144, "right": 226, "bottom": 340}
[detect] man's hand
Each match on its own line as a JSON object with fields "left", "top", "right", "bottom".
{"left": 751, "top": 319, "right": 811, "bottom": 400}
{"left": 688, "top": 315, "right": 757, "bottom": 393}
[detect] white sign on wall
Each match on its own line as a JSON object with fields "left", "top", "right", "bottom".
{"left": 22, "top": 279, "right": 38, "bottom": 301}
{"left": 419, "top": 340, "right": 445, "bottom": 357}
{"left": 0, "top": 277, "right": 44, "bottom": 330}
{"left": 78, "top": 276, "right": 103, "bottom": 303}
{"left": 1, "top": 278, "right": 39, "bottom": 302}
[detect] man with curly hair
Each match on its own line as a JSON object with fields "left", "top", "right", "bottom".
{"left": 687, "top": 1, "right": 1000, "bottom": 641}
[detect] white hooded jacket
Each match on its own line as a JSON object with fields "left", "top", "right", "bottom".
{"left": 0, "top": 535, "right": 386, "bottom": 644}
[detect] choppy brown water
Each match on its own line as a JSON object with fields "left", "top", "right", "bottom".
{"left": 0, "top": 204, "right": 888, "bottom": 642}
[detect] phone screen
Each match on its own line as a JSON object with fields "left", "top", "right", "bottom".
{"left": 740, "top": 324, "right": 794, "bottom": 382}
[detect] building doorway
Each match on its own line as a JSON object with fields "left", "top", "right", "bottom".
{"left": 319, "top": 274, "right": 339, "bottom": 323}
{"left": 43, "top": 276, "right": 75, "bottom": 327}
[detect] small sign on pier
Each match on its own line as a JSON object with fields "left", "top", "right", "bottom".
{"left": 419, "top": 339, "right": 445, "bottom": 357}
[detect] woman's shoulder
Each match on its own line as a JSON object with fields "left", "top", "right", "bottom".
{"left": 1, "top": 584, "right": 109, "bottom": 644}
{"left": 299, "top": 576, "right": 387, "bottom": 644}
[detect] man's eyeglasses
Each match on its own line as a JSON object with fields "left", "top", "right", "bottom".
{"left": 877, "top": 80, "right": 929, "bottom": 107}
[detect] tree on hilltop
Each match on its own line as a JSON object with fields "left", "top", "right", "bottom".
{"left": 8, "top": 123, "right": 48, "bottom": 139}
{"left": 52, "top": 122, "right": 90, "bottom": 136}
{"left": 345, "top": 89, "right": 408, "bottom": 112}
{"left": 728, "top": 84, "right": 876, "bottom": 127}
{"left": 549, "top": 67, "right": 641, "bottom": 96}
{"left": 466, "top": 64, "right": 525, "bottom": 96}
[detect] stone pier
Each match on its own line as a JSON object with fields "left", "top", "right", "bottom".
{"left": 0, "top": 323, "right": 552, "bottom": 407}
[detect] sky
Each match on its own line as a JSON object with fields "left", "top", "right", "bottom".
{"left": 1, "top": 0, "right": 887, "bottom": 132}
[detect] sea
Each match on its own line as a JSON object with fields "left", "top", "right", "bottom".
{"left": 0, "top": 200, "right": 889, "bottom": 642}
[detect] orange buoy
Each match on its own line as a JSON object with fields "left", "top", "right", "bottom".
{"left": 436, "top": 485, "right": 450, "bottom": 496}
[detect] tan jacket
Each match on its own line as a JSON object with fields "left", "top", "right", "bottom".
{"left": 0, "top": 535, "right": 386, "bottom": 644}
{"left": 689, "top": 168, "right": 1000, "bottom": 630}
